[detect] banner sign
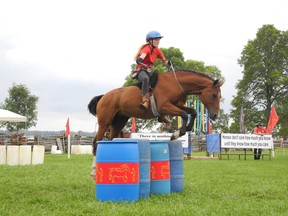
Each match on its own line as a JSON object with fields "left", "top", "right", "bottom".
{"left": 131, "top": 132, "right": 190, "bottom": 148}
{"left": 221, "top": 133, "right": 273, "bottom": 149}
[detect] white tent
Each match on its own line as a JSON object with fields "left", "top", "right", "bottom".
{"left": 0, "top": 109, "right": 27, "bottom": 123}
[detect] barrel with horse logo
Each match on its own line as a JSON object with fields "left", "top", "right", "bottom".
{"left": 96, "top": 140, "right": 139, "bottom": 202}
{"left": 150, "top": 140, "right": 170, "bottom": 194}
{"left": 114, "top": 138, "right": 151, "bottom": 199}
{"left": 169, "top": 140, "right": 184, "bottom": 192}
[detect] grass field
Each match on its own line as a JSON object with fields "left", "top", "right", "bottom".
{"left": 0, "top": 149, "right": 287, "bottom": 216}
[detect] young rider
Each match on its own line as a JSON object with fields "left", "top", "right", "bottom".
{"left": 133, "top": 31, "right": 172, "bottom": 111}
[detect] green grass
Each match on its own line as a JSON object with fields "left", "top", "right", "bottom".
{"left": 0, "top": 149, "right": 288, "bottom": 216}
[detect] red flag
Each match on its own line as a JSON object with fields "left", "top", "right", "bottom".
{"left": 65, "top": 118, "right": 70, "bottom": 137}
{"left": 131, "top": 117, "right": 136, "bottom": 133}
{"left": 267, "top": 106, "right": 279, "bottom": 134}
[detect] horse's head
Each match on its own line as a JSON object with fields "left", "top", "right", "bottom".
{"left": 199, "top": 80, "right": 224, "bottom": 120}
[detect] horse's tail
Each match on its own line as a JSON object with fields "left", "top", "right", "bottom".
{"left": 88, "top": 95, "right": 104, "bottom": 116}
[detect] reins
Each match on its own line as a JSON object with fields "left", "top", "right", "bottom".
{"left": 170, "top": 64, "right": 185, "bottom": 94}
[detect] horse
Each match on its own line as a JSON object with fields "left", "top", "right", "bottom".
{"left": 88, "top": 69, "right": 224, "bottom": 177}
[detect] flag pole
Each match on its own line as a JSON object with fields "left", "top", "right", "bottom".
{"left": 68, "top": 134, "right": 71, "bottom": 159}
{"left": 131, "top": 117, "right": 136, "bottom": 133}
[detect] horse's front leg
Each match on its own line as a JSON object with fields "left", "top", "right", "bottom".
{"left": 170, "top": 110, "right": 188, "bottom": 140}
{"left": 181, "top": 107, "right": 197, "bottom": 131}
{"left": 160, "top": 104, "right": 188, "bottom": 140}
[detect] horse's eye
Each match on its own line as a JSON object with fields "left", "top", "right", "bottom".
{"left": 212, "top": 93, "right": 217, "bottom": 100}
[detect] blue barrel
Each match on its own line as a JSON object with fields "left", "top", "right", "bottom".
{"left": 137, "top": 139, "right": 151, "bottom": 198}
{"left": 114, "top": 138, "right": 151, "bottom": 198}
{"left": 169, "top": 140, "right": 184, "bottom": 192}
{"left": 150, "top": 140, "right": 170, "bottom": 194}
{"left": 96, "top": 140, "right": 139, "bottom": 202}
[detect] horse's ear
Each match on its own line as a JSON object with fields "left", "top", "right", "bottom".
{"left": 213, "top": 80, "right": 224, "bottom": 87}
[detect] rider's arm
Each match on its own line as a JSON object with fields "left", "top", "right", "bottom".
{"left": 157, "top": 49, "right": 168, "bottom": 65}
{"left": 136, "top": 53, "right": 147, "bottom": 64}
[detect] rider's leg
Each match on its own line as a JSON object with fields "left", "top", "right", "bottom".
{"left": 137, "top": 70, "right": 150, "bottom": 111}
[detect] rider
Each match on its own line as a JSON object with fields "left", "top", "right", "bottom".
{"left": 133, "top": 31, "right": 172, "bottom": 111}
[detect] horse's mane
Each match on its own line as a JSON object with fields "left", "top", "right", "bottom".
{"left": 175, "top": 69, "right": 215, "bottom": 81}
{"left": 132, "top": 69, "right": 215, "bottom": 90}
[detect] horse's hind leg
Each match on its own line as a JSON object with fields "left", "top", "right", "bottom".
{"left": 90, "top": 115, "right": 128, "bottom": 178}
{"left": 90, "top": 124, "right": 109, "bottom": 178}
{"left": 110, "top": 115, "right": 130, "bottom": 139}
{"left": 92, "top": 126, "right": 108, "bottom": 156}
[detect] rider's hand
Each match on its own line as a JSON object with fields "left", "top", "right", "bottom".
{"left": 167, "top": 60, "right": 173, "bottom": 66}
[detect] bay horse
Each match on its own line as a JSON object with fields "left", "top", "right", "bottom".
{"left": 88, "top": 69, "right": 224, "bottom": 177}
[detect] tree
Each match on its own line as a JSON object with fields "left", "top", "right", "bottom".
{"left": 212, "top": 110, "right": 230, "bottom": 133}
{"left": 1, "top": 83, "right": 39, "bottom": 133}
{"left": 123, "top": 47, "right": 224, "bottom": 132}
{"left": 231, "top": 25, "right": 288, "bottom": 135}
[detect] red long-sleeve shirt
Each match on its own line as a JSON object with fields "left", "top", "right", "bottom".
{"left": 136, "top": 45, "right": 165, "bottom": 69}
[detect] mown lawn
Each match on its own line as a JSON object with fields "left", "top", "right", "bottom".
{"left": 0, "top": 149, "right": 287, "bottom": 216}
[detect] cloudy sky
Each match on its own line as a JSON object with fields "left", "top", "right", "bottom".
{"left": 0, "top": 0, "right": 287, "bottom": 132}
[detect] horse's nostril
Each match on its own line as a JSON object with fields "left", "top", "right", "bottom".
{"left": 210, "top": 113, "right": 217, "bottom": 120}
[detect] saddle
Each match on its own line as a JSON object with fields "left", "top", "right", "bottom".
{"left": 133, "top": 71, "right": 159, "bottom": 90}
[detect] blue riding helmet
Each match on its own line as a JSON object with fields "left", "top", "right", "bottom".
{"left": 146, "top": 31, "right": 163, "bottom": 42}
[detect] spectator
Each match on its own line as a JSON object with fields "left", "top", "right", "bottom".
{"left": 253, "top": 123, "right": 269, "bottom": 160}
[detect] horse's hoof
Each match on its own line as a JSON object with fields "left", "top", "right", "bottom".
{"left": 170, "top": 134, "right": 177, "bottom": 140}
{"left": 171, "top": 130, "right": 180, "bottom": 140}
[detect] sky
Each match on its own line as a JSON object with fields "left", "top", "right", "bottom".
{"left": 0, "top": 0, "right": 287, "bottom": 133}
